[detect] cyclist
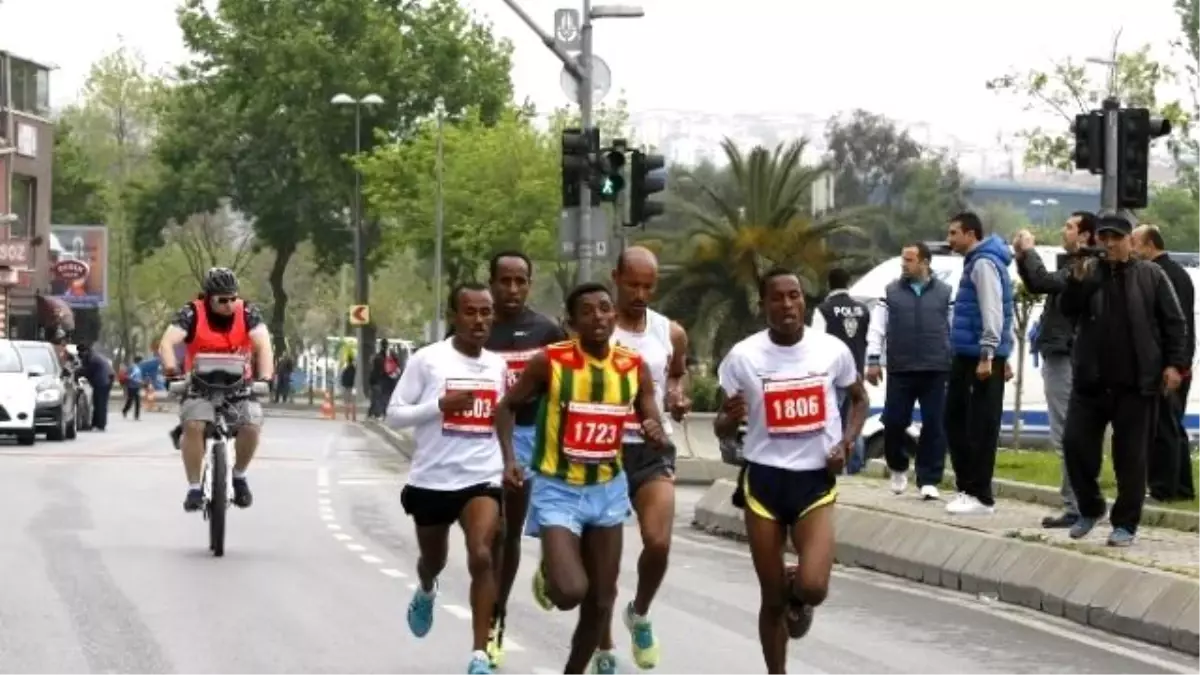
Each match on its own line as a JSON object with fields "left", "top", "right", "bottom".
{"left": 159, "top": 267, "right": 275, "bottom": 513}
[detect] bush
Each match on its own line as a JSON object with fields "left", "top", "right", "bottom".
{"left": 690, "top": 372, "right": 720, "bottom": 412}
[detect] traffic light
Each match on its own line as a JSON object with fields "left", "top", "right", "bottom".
{"left": 1116, "top": 108, "right": 1172, "bottom": 209}
{"left": 1072, "top": 111, "right": 1104, "bottom": 174}
{"left": 629, "top": 149, "right": 666, "bottom": 227}
{"left": 597, "top": 140, "right": 627, "bottom": 203}
{"left": 561, "top": 127, "right": 600, "bottom": 208}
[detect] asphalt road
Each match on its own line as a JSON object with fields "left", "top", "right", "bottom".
{"left": 0, "top": 415, "right": 1195, "bottom": 674}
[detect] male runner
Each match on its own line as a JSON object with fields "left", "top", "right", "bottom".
{"left": 714, "top": 268, "right": 868, "bottom": 675}
{"left": 386, "top": 282, "right": 520, "bottom": 675}
{"left": 593, "top": 246, "right": 689, "bottom": 672}
{"left": 483, "top": 250, "right": 566, "bottom": 668}
{"left": 496, "top": 282, "right": 671, "bottom": 675}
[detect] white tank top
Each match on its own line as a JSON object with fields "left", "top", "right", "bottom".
{"left": 612, "top": 308, "right": 674, "bottom": 440}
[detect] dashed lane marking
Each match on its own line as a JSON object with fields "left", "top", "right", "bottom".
{"left": 361, "top": 554, "right": 383, "bottom": 564}
{"left": 333, "top": 533, "right": 353, "bottom": 542}
{"left": 316, "top": 467, "right": 330, "bottom": 487}
{"left": 327, "top": 523, "right": 342, "bottom": 531}
{"left": 442, "top": 604, "right": 472, "bottom": 620}
{"left": 380, "top": 568, "right": 407, "bottom": 579}
{"left": 346, "top": 543, "right": 367, "bottom": 552}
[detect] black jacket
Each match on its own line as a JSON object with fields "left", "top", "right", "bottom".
{"left": 1150, "top": 253, "right": 1196, "bottom": 368}
{"left": 1060, "top": 258, "right": 1189, "bottom": 395}
{"left": 1016, "top": 250, "right": 1074, "bottom": 357}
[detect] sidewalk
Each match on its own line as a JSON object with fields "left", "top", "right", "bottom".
{"left": 695, "top": 478, "right": 1200, "bottom": 655}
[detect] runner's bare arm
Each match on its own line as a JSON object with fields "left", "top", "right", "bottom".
{"left": 496, "top": 351, "right": 550, "bottom": 463}
{"left": 634, "top": 361, "right": 670, "bottom": 448}
{"left": 666, "top": 320, "right": 689, "bottom": 395}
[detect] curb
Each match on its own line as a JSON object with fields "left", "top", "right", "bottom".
{"left": 361, "top": 420, "right": 413, "bottom": 459}
{"left": 857, "top": 458, "right": 1200, "bottom": 533}
{"left": 693, "top": 479, "right": 1200, "bottom": 656}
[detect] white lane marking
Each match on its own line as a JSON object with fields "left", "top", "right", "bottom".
{"left": 380, "top": 568, "right": 407, "bottom": 579}
{"left": 361, "top": 554, "right": 383, "bottom": 564}
{"left": 320, "top": 513, "right": 335, "bottom": 522}
{"left": 532, "top": 668, "right": 559, "bottom": 674}
{"left": 318, "top": 497, "right": 332, "bottom": 506}
{"left": 346, "top": 543, "right": 366, "bottom": 552}
{"left": 442, "top": 604, "right": 472, "bottom": 620}
{"left": 407, "top": 583, "right": 417, "bottom": 590}
{"left": 337, "top": 478, "right": 395, "bottom": 486}
{"left": 316, "top": 467, "right": 329, "bottom": 487}
{"left": 505, "top": 638, "right": 525, "bottom": 653}
{"left": 333, "top": 533, "right": 353, "bottom": 542}
{"left": 327, "top": 523, "right": 342, "bottom": 531}
{"left": 671, "top": 532, "right": 1194, "bottom": 673}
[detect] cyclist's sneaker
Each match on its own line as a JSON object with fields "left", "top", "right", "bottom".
{"left": 232, "top": 477, "right": 253, "bottom": 508}
{"left": 407, "top": 579, "right": 437, "bottom": 638}
{"left": 531, "top": 562, "right": 554, "bottom": 611}
{"left": 623, "top": 601, "right": 660, "bottom": 669}
{"left": 467, "top": 650, "right": 492, "bottom": 674}
{"left": 485, "top": 610, "right": 506, "bottom": 668}
{"left": 589, "top": 650, "right": 618, "bottom": 674}
{"left": 183, "top": 488, "right": 204, "bottom": 512}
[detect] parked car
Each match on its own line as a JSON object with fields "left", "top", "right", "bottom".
{"left": 13, "top": 340, "right": 79, "bottom": 441}
{"left": 0, "top": 339, "right": 39, "bottom": 445}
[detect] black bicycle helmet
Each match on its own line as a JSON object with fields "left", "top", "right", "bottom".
{"left": 202, "top": 267, "right": 239, "bottom": 296}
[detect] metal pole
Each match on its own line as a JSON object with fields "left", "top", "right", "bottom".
{"left": 433, "top": 100, "right": 445, "bottom": 340}
{"left": 575, "top": 0, "right": 594, "bottom": 285}
{"left": 353, "top": 103, "right": 370, "bottom": 393}
{"left": 1101, "top": 97, "right": 1120, "bottom": 212}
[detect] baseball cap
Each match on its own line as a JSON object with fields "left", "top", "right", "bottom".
{"left": 1096, "top": 211, "right": 1135, "bottom": 237}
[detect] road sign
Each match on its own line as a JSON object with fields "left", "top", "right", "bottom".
{"left": 553, "top": 8, "right": 582, "bottom": 52}
{"left": 560, "top": 54, "right": 611, "bottom": 105}
{"left": 0, "top": 238, "right": 30, "bottom": 267}
{"left": 558, "top": 207, "right": 612, "bottom": 260}
{"left": 349, "top": 304, "right": 370, "bottom": 326}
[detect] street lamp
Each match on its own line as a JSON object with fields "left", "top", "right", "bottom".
{"left": 432, "top": 97, "right": 446, "bottom": 340}
{"left": 331, "top": 92, "right": 383, "bottom": 393}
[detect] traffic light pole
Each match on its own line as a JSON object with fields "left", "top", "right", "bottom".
{"left": 1101, "top": 97, "right": 1120, "bottom": 212}
{"left": 576, "top": 0, "right": 595, "bottom": 285}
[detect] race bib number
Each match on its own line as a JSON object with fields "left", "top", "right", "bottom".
{"left": 499, "top": 349, "right": 540, "bottom": 389}
{"left": 441, "top": 378, "right": 498, "bottom": 437}
{"left": 562, "top": 401, "right": 627, "bottom": 463}
{"left": 763, "top": 376, "right": 827, "bottom": 435}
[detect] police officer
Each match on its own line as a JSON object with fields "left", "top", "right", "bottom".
{"left": 813, "top": 267, "right": 868, "bottom": 473}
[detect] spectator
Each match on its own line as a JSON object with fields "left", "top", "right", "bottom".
{"left": 367, "top": 339, "right": 391, "bottom": 419}
{"left": 79, "top": 344, "right": 115, "bottom": 431}
{"left": 812, "top": 267, "right": 869, "bottom": 473}
{"left": 944, "top": 212, "right": 1015, "bottom": 516}
{"left": 1132, "top": 224, "right": 1197, "bottom": 503}
{"left": 865, "top": 242, "right": 954, "bottom": 498}
{"left": 275, "top": 352, "right": 295, "bottom": 403}
{"left": 122, "top": 355, "right": 144, "bottom": 420}
{"left": 1012, "top": 211, "right": 1097, "bottom": 528}
{"left": 340, "top": 356, "right": 358, "bottom": 421}
{"left": 1060, "top": 213, "right": 1189, "bottom": 546}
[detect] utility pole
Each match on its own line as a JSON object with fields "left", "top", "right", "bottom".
{"left": 432, "top": 97, "right": 446, "bottom": 339}
{"left": 576, "top": 0, "right": 595, "bottom": 285}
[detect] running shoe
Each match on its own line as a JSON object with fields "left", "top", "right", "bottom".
{"left": 407, "top": 579, "right": 438, "bottom": 637}
{"left": 623, "top": 601, "right": 660, "bottom": 668}
{"left": 589, "top": 650, "right": 618, "bottom": 674}
{"left": 531, "top": 562, "right": 554, "bottom": 611}
{"left": 486, "top": 610, "right": 506, "bottom": 667}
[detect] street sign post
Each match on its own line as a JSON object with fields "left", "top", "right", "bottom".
{"left": 349, "top": 304, "right": 371, "bottom": 326}
{"left": 553, "top": 8, "right": 582, "bottom": 51}
{"left": 558, "top": 207, "right": 611, "bottom": 259}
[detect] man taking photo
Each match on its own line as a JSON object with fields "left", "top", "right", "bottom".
{"left": 1060, "top": 212, "right": 1189, "bottom": 547}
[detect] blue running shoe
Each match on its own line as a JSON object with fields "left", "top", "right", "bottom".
{"left": 590, "top": 650, "right": 618, "bottom": 674}
{"left": 468, "top": 651, "right": 492, "bottom": 674}
{"left": 407, "top": 580, "right": 437, "bottom": 638}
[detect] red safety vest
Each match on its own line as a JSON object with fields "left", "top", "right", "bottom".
{"left": 184, "top": 299, "right": 252, "bottom": 371}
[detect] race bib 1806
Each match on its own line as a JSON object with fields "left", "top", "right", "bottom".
{"left": 562, "top": 401, "right": 628, "bottom": 463}
{"left": 441, "top": 378, "right": 498, "bottom": 436}
{"left": 498, "top": 349, "right": 540, "bottom": 389}
{"left": 762, "top": 376, "right": 827, "bottom": 435}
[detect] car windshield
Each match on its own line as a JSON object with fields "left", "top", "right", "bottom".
{"left": 0, "top": 342, "right": 23, "bottom": 373}
{"left": 16, "top": 345, "right": 56, "bottom": 374}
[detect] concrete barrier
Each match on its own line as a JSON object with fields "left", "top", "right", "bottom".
{"left": 693, "top": 479, "right": 1200, "bottom": 656}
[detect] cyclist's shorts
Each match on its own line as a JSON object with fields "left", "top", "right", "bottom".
{"left": 180, "top": 398, "right": 264, "bottom": 428}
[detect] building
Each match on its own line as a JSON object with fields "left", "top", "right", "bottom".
{"left": 0, "top": 50, "right": 54, "bottom": 338}
{"left": 964, "top": 178, "right": 1101, "bottom": 225}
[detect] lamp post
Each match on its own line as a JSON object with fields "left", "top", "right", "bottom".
{"left": 432, "top": 97, "right": 446, "bottom": 340}
{"left": 331, "top": 92, "right": 383, "bottom": 394}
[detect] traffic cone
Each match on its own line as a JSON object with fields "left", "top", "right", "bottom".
{"left": 320, "top": 391, "right": 335, "bottom": 420}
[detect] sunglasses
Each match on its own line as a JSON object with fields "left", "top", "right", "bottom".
{"left": 213, "top": 296, "right": 239, "bottom": 305}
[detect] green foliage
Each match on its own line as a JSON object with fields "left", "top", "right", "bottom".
{"left": 50, "top": 117, "right": 106, "bottom": 225}
{"left": 1141, "top": 184, "right": 1200, "bottom": 249}
{"left": 986, "top": 45, "right": 1189, "bottom": 174}
{"left": 689, "top": 371, "right": 720, "bottom": 413}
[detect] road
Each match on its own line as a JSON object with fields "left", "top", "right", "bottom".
{"left": 0, "top": 416, "right": 1194, "bottom": 674}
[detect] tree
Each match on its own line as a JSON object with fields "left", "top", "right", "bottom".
{"left": 50, "top": 117, "right": 106, "bottom": 225}
{"left": 986, "top": 44, "right": 1191, "bottom": 174}
{"left": 1172, "top": 0, "right": 1200, "bottom": 197}
{"left": 1011, "top": 281, "right": 1043, "bottom": 450}
{"left": 165, "top": 206, "right": 256, "bottom": 286}
{"left": 658, "top": 138, "right": 873, "bottom": 361}
{"left": 1142, "top": 184, "right": 1200, "bottom": 249}
{"left": 138, "top": 0, "right": 515, "bottom": 356}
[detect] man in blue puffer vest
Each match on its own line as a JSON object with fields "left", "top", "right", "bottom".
{"left": 945, "top": 211, "right": 1015, "bottom": 516}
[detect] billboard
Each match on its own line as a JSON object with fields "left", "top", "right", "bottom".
{"left": 49, "top": 225, "right": 109, "bottom": 308}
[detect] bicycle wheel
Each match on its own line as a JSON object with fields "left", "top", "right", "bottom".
{"left": 208, "top": 440, "right": 228, "bottom": 557}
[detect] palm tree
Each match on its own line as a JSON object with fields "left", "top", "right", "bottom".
{"left": 658, "top": 137, "right": 875, "bottom": 363}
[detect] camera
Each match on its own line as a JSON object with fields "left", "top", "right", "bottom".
{"left": 1056, "top": 246, "right": 1106, "bottom": 270}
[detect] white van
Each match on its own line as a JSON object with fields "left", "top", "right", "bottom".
{"left": 843, "top": 245, "right": 1200, "bottom": 454}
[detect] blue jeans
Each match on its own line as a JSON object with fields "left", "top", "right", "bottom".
{"left": 882, "top": 371, "right": 948, "bottom": 487}
{"left": 838, "top": 391, "right": 867, "bottom": 474}
{"left": 524, "top": 471, "right": 631, "bottom": 537}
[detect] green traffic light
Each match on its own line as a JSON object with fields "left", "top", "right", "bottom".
{"left": 602, "top": 177, "right": 614, "bottom": 196}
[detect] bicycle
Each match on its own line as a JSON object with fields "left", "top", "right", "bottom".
{"left": 168, "top": 353, "right": 269, "bottom": 557}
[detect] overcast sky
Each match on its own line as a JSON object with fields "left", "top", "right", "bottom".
{"left": 0, "top": 0, "right": 1186, "bottom": 146}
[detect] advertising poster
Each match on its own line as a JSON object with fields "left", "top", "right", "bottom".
{"left": 49, "top": 225, "right": 109, "bottom": 308}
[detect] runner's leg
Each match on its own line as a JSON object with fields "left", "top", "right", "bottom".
{"left": 566, "top": 524, "right": 623, "bottom": 674}
{"left": 785, "top": 501, "right": 835, "bottom": 640}
{"left": 459, "top": 492, "right": 501, "bottom": 655}
{"left": 541, "top": 526, "right": 588, "bottom": 610}
{"left": 745, "top": 509, "right": 788, "bottom": 674}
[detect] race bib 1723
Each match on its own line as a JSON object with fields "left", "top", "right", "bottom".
{"left": 562, "top": 401, "right": 627, "bottom": 463}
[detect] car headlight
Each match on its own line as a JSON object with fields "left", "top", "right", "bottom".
{"left": 36, "top": 387, "right": 63, "bottom": 403}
